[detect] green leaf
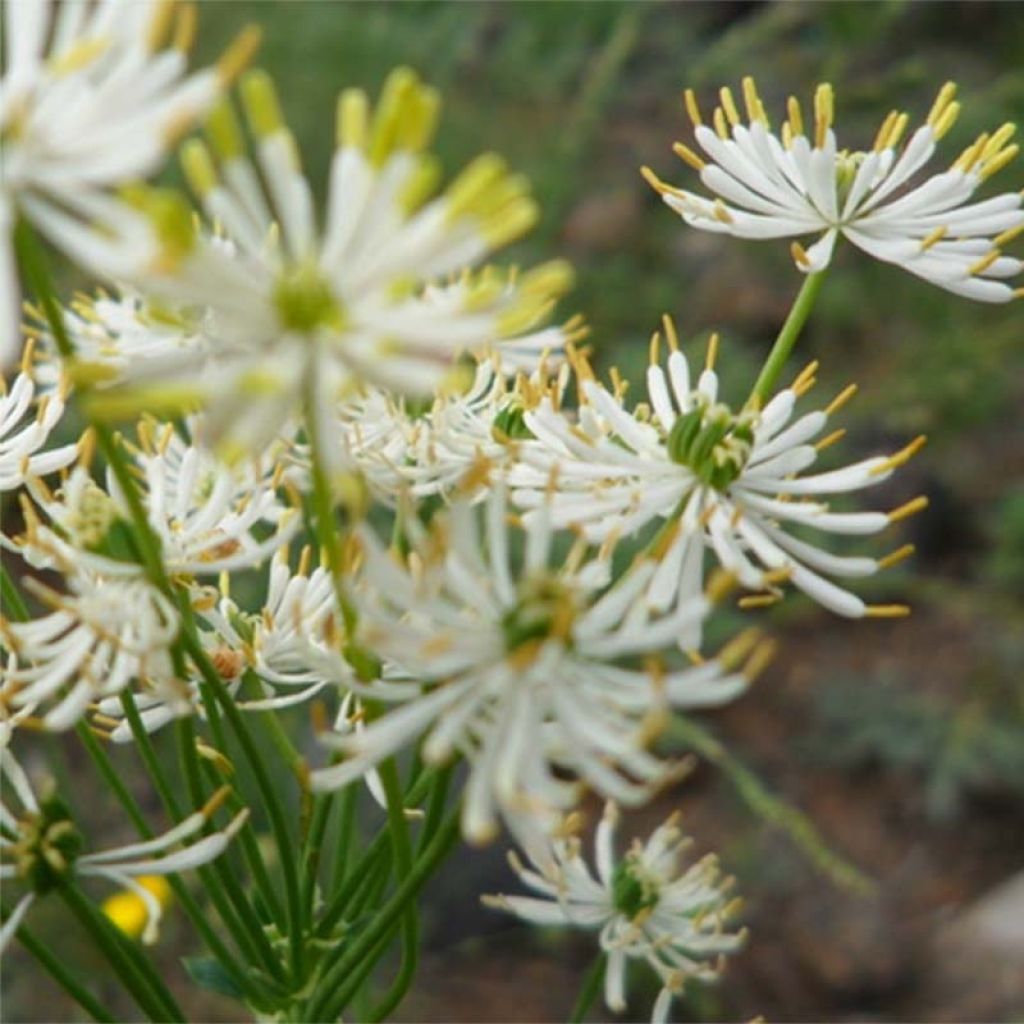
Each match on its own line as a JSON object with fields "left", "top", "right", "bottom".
{"left": 182, "top": 956, "right": 245, "bottom": 1001}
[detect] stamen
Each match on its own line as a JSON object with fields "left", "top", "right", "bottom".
{"left": 813, "top": 82, "right": 834, "bottom": 148}
{"left": 705, "top": 332, "right": 720, "bottom": 371}
{"left": 791, "top": 241, "right": 811, "bottom": 269}
{"left": 968, "top": 248, "right": 1002, "bottom": 275}
{"left": 742, "top": 77, "right": 766, "bottom": 125}
{"left": 662, "top": 314, "right": 680, "bottom": 352}
{"left": 980, "top": 144, "right": 1020, "bottom": 180}
{"left": 926, "top": 81, "right": 958, "bottom": 127}
{"left": 825, "top": 382, "right": 858, "bottom": 416}
{"left": 888, "top": 495, "right": 929, "bottom": 523}
{"left": 640, "top": 165, "right": 683, "bottom": 197}
{"left": 717, "top": 627, "right": 760, "bottom": 669}
{"left": 872, "top": 110, "right": 899, "bottom": 153}
{"left": 994, "top": 223, "right": 1024, "bottom": 248}
{"left": 791, "top": 360, "right": 819, "bottom": 395}
{"left": 683, "top": 88, "right": 703, "bottom": 127}
{"left": 712, "top": 200, "right": 734, "bottom": 224}
{"left": 814, "top": 428, "right": 846, "bottom": 451}
{"left": 672, "top": 141, "right": 707, "bottom": 172}
{"left": 649, "top": 330, "right": 661, "bottom": 366}
{"left": 871, "top": 434, "right": 927, "bottom": 475}
{"left": 786, "top": 96, "right": 804, "bottom": 138}
{"left": 146, "top": 1, "right": 175, "bottom": 52}
{"left": 719, "top": 86, "right": 741, "bottom": 127}
{"left": 738, "top": 594, "right": 781, "bottom": 609}
{"left": 743, "top": 638, "right": 777, "bottom": 681}
{"left": 877, "top": 544, "right": 915, "bottom": 570}
{"left": 713, "top": 107, "right": 729, "bottom": 140}
{"left": 216, "top": 25, "right": 262, "bottom": 87}
{"left": 865, "top": 604, "right": 911, "bottom": 618}
{"left": 919, "top": 225, "right": 948, "bottom": 251}
{"left": 172, "top": 3, "right": 197, "bottom": 52}
{"left": 931, "top": 102, "right": 960, "bottom": 141}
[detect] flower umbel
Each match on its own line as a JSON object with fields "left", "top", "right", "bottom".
{"left": 645, "top": 78, "right": 1023, "bottom": 301}
{"left": 484, "top": 803, "right": 746, "bottom": 1024}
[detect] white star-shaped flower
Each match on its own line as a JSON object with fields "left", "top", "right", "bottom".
{"left": 645, "top": 78, "right": 1023, "bottom": 301}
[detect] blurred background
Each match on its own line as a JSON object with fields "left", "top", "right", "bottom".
{"left": 4, "top": 1, "right": 1023, "bottom": 1021}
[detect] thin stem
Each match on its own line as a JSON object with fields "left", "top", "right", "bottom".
{"left": 59, "top": 883, "right": 182, "bottom": 1023}
{"left": 309, "top": 807, "right": 460, "bottom": 1022}
{"left": 329, "top": 784, "right": 358, "bottom": 894}
{"left": 568, "top": 951, "right": 607, "bottom": 1024}
{"left": 2, "top": 903, "right": 117, "bottom": 1023}
{"left": 667, "top": 715, "right": 870, "bottom": 892}
{"left": 749, "top": 271, "right": 827, "bottom": 404}
{"left": 366, "top": 758, "right": 419, "bottom": 1022}
{"left": 1, "top": 562, "right": 30, "bottom": 621}
{"left": 76, "top": 725, "right": 263, "bottom": 1004}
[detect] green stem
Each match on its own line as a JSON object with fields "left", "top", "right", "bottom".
{"left": 59, "top": 883, "right": 182, "bottom": 1023}
{"left": 309, "top": 808, "right": 460, "bottom": 1021}
{"left": 1, "top": 562, "right": 30, "bottom": 621}
{"left": 667, "top": 715, "right": 871, "bottom": 892}
{"left": 568, "top": 951, "right": 607, "bottom": 1024}
{"left": 76, "top": 725, "right": 262, "bottom": 1004}
{"left": 2, "top": 904, "right": 117, "bottom": 1023}
{"left": 366, "top": 758, "right": 419, "bottom": 1023}
{"left": 330, "top": 784, "right": 359, "bottom": 893}
{"left": 749, "top": 271, "right": 827, "bottom": 404}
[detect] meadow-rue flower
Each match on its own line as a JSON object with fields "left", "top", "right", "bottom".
{"left": 0, "top": 734, "right": 247, "bottom": 952}
{"left": 0, "top": 0, "right": 261, "bottom": 365}
{"left": 0, "top": 348, "right": 78, "bottom": 491}
{"left": 512, "top": 322, "right": 926, "bottom": 635}
{"left": 96, "top": 67, "right": 573, "bottom": 455}
{"left": 484, "top": 802, "right": 745, "bottom": 1024}
{"left": 645, "top": 78, "right": 1024, "bottom": 301}
{"left": 0, "top": 570, "right": 179, "bottom": 730}
{"left": 309, "top": 483, "right": 761, "bottom": 842}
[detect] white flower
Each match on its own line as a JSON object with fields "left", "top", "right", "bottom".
{"left": 337, "top": 353, "right": 571, "bottom": 504}
{"left": 512, "top": 323, "right": 926, "bottom": 633}
{"left": 309, "top": 484, "right": 760, "bottom": 842}
{"left": 484, "top": 802, "right": 745, "bottom": 1024}
{"left": 0, "top": 352, "right": 78, "bottom": 491}
{"left": 0, "top": 729, "right": 247, "bottom": 952}
{"left": 16, "top": 425, "right": 298, "bottom": 578}
{"left": 100, "top": 67, "right": 573, "bottom": 455}
{"left": 0, "top": 570, "right": 179, "bottom": 730}
{"left": 645, "top": 78, "right": 1023, "bottom": 301}
{"left": 0, "top": 0, "right": 260, "bottom": 365}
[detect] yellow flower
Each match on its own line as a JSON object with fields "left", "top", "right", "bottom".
{"left": 102, "top": 876, "right": 174, "bottom": 941}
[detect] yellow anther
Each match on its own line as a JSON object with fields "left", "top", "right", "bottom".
{"left": 825, "top": 382, "right": 858, "bottom": 416}
{"left": 791, "top": 240, "right": 812, "bottom": 269}
{"left": 888, "top": 495, "right": 929, "bottom": 523}
{"left": 877, "top": 543, "right": 915, "bottom": 570}
{"left": 649, "top": 330, "right": 661, "bottom": 366}
{"left": 661, "top": 314, "right": 680, "bottom": 353}
{"left": 50, "top": 36, "right": 109, "bottom": 76}
{"left": 216, "top": 25, "right": 262, "bottom": 87}
{"left": 397, "top": 152, "right": 442, "bottom": 212}
{"left": 737, "top": 593, "right": 781, "bottom": 610}
{"left": 396, "top": 84, "right": 441, "bottom": 153}
{"left": 484, "top": 195, "right": 540, "bottom": 248}
{"left": 683, "top": 87, "right": 703, "bottom": 127}
{"left": 180, "top": 139, "right": 218, "bottom": 198}
{"left": 205, "top": 98, "right": 244, "bottom": 159}
{"left": 786, "top": 95, "right": 804, "bottom": 138}
{"left": 813, "top": 82, "right": 834, "bottom": 148}
{"left": 712, "top": 199, "right": 734, "bottom": 224}
{"left": 931, "top": 102, "right": 960, "bottom": 141}
{"left": 146, "top": 0, "right": 175, "bottom": 51}
{"left": 705, "top": 332, "right": 720, "bottom": 371}
{"left": 672, "top": 141, "right": 706, "bottom": 172}
{"left": 887, "top": 112, "right": 910, "bottom": 149}
{"left": 953, "top": 133, "right": 988, "bottom": 174}
{"left": 968, "top": 248, "right": 1002, "bottom": 276}
{"left": 791, "top": 360, "right": 819, "bottom": 395}
{"left": 336, "top": 88, "right": 369, "bottom": 150}
{"left": 981, "top": 122, "right": 1017, "bottom": 160}
{"left": 814, "top": 428, "right": 846, "bottom": 452}
{"left": 719, "top": 86, "right": 741, "bottom": 127}
{"left": 201, "top": 785, "right": 233, "bottom": 820}
{"left": 919, "top": 225, "right": 948, "bottom": 252}
{"left": 994, "top": 223, "right": 1024, "bottom": 248}
{"left": 864, "top": 604, "right": 911, "bottom": 619}
{"left": 744, "top": 638, "right": 777, "bottom": 681}
{"left": 781, "top": 122, "right": 793, "bottom": 149}
{"left": 369, "top": 66, "right": 419, "bottom": 166}
{"left": 872, "top": 110, "right": 899, "bottom": 153}
{"left": 717, "top": 626, "right": 761, "bottom": 669}
{"left": 980, "top": 144, "right": 1020, "bottom": 180}
{"left": 926, "top": 81, "right": 958, "bottom": 126}
{"left": 705, "top": 568, "right": 738, "bottom": 603}
{"left": 873, "top": 434, "right": 927, "bottom": 475}
{"left": 640, "top": 165, "right": 682, "bottom": 197}
{"left": 713, "top": 107, "right": 729, "bottom": 140}
{"left": 172, "top": 3, "right": 197, "bottom": 52}
{"left": 240, "top": 68, "right": 284, "bottom": 139}
{"left": 742, "top": 76, "right": 765, "bottom": 125}
{"left": 446, "top": 152, "right": 507, "bottom": 219}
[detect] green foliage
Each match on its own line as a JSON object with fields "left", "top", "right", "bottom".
{"left": 805, "top": 673, "right": 1024, "bottom": 821}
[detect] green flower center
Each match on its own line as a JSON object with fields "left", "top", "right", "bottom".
{"left": 274, "top": 262, "right": 345, "bottom": 335}
{"left": 611, "top": 855, "right": 660, "bottom": 919}
{"left": 501, "top": 575, "right": 577, "bottom": 656}
{"left": 8, "top": 792, "right": 83, "bottom": 896}
{"left": 665, "top": 399, "right": 756, "bottom": 491}
{"left": 492, "top": 401, "right": 534, "bottom": 441}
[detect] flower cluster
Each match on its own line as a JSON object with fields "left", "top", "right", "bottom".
{"left": 1, "top": 19, "right": 1020, "bottom": 1020}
